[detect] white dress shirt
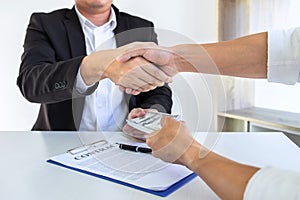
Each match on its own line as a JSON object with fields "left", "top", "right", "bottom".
{"left": 268, "top": 26, "right": 300, "bottom": 84}
{"left": 74, "top": 7, "right": 128, "bottom": 131}
{"left": 244, "top": 26, "right": 300, "bottom": 199}
{"left": 244, "top": 167, "right": 300, "bottom": 199}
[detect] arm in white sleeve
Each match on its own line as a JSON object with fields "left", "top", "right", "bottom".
{"left": 74, "top": 67, "right": 96, "bottom": 94}
{"left": 268, "top": 27, "right": 300, "bottom": 84}
{"left": 244, "top": 167, "right": 300, "bottom": 199}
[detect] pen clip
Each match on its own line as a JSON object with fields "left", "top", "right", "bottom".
{"left": 67, "top": 140, "right": 109, "bottom": 155}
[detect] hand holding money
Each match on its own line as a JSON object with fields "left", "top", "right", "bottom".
{"left": 122, "top": 108, "right": 180, "bottom": 141}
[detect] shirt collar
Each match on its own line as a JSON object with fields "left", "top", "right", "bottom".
{"left": 75, "top": 6, "right": 117, "bottom": 31}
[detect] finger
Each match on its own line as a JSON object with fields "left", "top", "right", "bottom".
{"left": 160, "top": 116, "right": 170, "bottom": 126}
{"left": 143, "top": 48, "right": 175, "bottom": 66}
{"left": 116, "top": 57, "right": 169, "bottom": 91}
{"left": 117, "top": 49, "right": 147, "bottom": 62}
{"left": 118, "top": 85, "right": 125, "bottom": 91}
{"left": 116, "top": 54, "right": 131, "bottom": 63}
{"left": 118, "top": 75, "right": 149, "bottom": 90}
{"left": 140, "top": 63, "right": 172, "bottom": 84}
{"left": 122, "top": 125, "right": 147, "bottom": 141}
{"left": 117, "top": 42, "right": 157, "bottom": 62}
{"left": 146, "top": 130, "right": 160, "bottom": 147}
{"left": 131, "top": 59, "right": 163, "bottom": 83}
{"left": 144, "top": 108, "right": 158, "bottom": 113}
{"left": 125, "top": 88, "right": 133, "bottom": 94}
{"left": 136, "top": 83, "right": 157, "bottom": 93}
{"left": 128, "top": 108, "right": 146, "bottom": 119}
{"left": 119, "top": 77, "right": 157, "bottom": 93}
{"left": 159, "top": 65, "right": 178, "bottom": 78}
{"left": 120, "top": 59, "right": 169, "bottom": 91}
{"left": 131, "top": 89, "right": 141, "bottom": 95}
{"left": 118, "top": 84, "right": 141, "bottom": 95}
{"left": 116, "top": 62, "right": 153, "bottom": 89}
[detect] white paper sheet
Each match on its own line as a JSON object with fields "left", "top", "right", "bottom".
{"left": 48, "top": 134, "right": 193, "bottom": 191}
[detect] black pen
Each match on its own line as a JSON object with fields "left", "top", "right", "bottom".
{"left": 117, "top": 143, "right": 152, "bottom": 153}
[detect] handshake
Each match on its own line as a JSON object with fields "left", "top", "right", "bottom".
{"left": 80, "top": 42, "right": 186, "bottom": 95}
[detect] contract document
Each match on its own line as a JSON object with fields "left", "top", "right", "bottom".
{"left": 47, "top": 134, "right": 196, "bottom": 197}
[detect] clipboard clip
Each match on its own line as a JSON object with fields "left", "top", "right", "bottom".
{"left": 67, "top": 140, "right": 109, "bottom": 155}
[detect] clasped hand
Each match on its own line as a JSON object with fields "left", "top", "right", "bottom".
{"left": 80, "top": 42, "right": 178, "bottom": 95}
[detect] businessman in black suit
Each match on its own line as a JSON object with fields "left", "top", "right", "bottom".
{"left": 17, "top": 0, "right": 172, "bottom": 133}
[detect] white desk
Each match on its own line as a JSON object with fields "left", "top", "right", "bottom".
{"left": 1, "top": 131, "right": 300, "bottom": 200}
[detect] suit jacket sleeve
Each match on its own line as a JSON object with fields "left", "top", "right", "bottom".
{"left": 17, "top": 12, "right": 96, "bottom": 104}
{"left": 129, "top": 84, "right": 173, "bottom": 114}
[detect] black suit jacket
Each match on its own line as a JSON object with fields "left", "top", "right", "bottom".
{"left": 17, "top": 5, "right": 172, "bottom": 131}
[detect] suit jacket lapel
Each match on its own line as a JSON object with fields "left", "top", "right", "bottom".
{"left": 64, "top": 7, "right": 86, "bottom": 57}
{"left": 113, "top": 5, "right": 132, "bottom": 47}
{"left": 63, "top": 7, "right": 86, "bottom": 130}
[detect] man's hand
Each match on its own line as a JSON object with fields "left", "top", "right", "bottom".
{"left": 104, "top": 57, "right": 170, "bottom": 93}
{"left": 146, "top": 117, "right": 199, "bottom": 166}
{"left": 115, "top": 42, "right": 180, "bottom": 94}
{"left": 79, "top": 44, "right": 173, "bottom": 95}
{"left": 122, "top": 108, "right": 157, "bottom": 141}
{"left": 117, "top": 42, "right": 179, "bottom": 77}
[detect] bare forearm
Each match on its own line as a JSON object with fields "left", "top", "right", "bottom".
{"left": 184, "top": 142, "right": 259, "bottom": 200}
{"left": 172, "top": 32, "right": 268, "bottom": 78}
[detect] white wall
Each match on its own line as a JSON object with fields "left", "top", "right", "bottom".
{"left": 1, "top": 0, "right": 217, "bottom": 130}
{"left": 114, "top": 0, "right": 217, "bottom": 43}
{"left": 0, "top": 0, "right": 72, "bottom": 130}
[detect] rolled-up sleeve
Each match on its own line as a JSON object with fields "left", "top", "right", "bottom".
{"left": 244, "top": 167, "right": 300, "bottom": 199}
{"left": 268, "top": 27, "right": 300, "bottom": 84}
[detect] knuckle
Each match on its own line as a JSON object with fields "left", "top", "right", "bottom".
{"left": 153, "top": 70, "right": 164, "bottom": 78}
{"left": 146, "top": 138, "right": 153, "bottom": 147}
{"left": 132, "top": 56, "right": 143, "bottom": 63}
{"left": 154, "top": 81, "right": 164, "bottom": 86}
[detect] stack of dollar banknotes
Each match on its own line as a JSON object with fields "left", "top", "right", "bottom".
{"left": 126, "top": 111, "right": 180, "bottom": 134}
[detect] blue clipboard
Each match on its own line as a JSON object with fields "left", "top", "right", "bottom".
{"left": 47, "top": 159, "right": 197, "bottom": 197}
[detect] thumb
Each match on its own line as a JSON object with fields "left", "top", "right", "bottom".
{"left": 116, "top": 54, "right": 131, "bottom": 62}
{"left": 116, "top": 49, "right": 147, "bottom": 62}
{"left": 160, "top": 116, "right": 172, "bottom": 127}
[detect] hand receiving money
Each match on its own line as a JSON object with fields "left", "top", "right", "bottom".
{"left": 123, "top": 109, "right": 180, "bottom": 141}
{"left": 126, "top": 111, "right": 180, "bottom": 134}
